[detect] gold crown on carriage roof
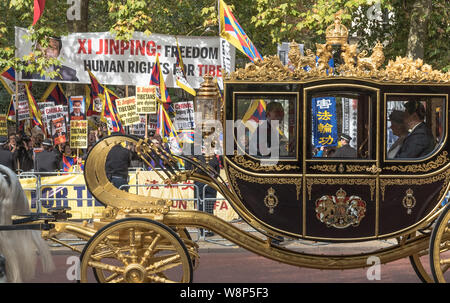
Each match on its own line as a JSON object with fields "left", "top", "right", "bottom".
{"left": 325, "top": 11, "right": 348, "bottom": 45}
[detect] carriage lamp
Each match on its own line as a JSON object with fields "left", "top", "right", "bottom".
{"left": 194, "top": 74, "right": 221, "bottom": 160}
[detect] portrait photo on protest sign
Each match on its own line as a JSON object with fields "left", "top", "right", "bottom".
{"left": 69, "top": 96, "right": 86, "bottom": 121}
{"left": 51, "top": 116, "right": 67, "bottom": 145}
{"left": 70, "top": 120, "right": 88, "bottom": 149}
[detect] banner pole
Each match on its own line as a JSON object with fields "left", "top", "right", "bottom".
{"left": 15, "top": 79, "right": 19, "bottom": 134}
{"left": 145, "top": 114, "right": 148, "bottom": 138}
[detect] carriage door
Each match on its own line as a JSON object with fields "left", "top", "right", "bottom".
{"left": 379, "top": 92, "right": 448, "bottom": 236}
{"left": 304, "top": 83, "right": 379, "bottom": 240}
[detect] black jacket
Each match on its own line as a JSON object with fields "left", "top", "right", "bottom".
{"left": 0, "top": 148, "right": 16, "bottom": 171}
{"left": 395, "top": 122, "right": 435, "bottom": 158}
{"left": 35, "top": 149, "right": 61, "bottom": 172}
{"left": 331, "top": 144, "right": 357, "bottom": 158}
{"left": 105, "top": 145, "right": 131, "bottom": 179}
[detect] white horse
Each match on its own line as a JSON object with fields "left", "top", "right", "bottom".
{"left": 0, "top": 165, "right": 55, "bottom": 282}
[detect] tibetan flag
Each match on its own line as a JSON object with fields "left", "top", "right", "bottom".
{"left": 174, "top": 39, "right": 196, "bottom": 96}
{"left": 242, "top": 99, "right": 266, "bottom": 134}
{"left": 150, "top": 54, "right": 172, "bottom": 104}
{"left": 25, "top": 84, "right": 44, "bottom": 131}
{"left": 62, "top": 155, "right": 75, "bottom": 172}
{"left": 41, "top": 83, "right": 67, "bottom": 105}
{"left": 178, "top": 130, "right": 194, "bottom": 144}
{"left": 102, "top": 89, "right": 124, "bottom": 134}
{"left": 0, "top": 67, "right": 16, "bottom": 95}
{"left": 33, "top": 0, "right": 46, "bottom": 26}
{"left": 156, "top": 104, "right": 183, "bottom": 164}
{"left": 7, "top": 96, "right": 16, "bottom": 122}
{"left": 218, "top": 0, "right": 263, "bottom": 62}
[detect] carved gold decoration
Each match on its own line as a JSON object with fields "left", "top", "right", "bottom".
{"left": 315, "top": 188, "right": 366, "bottom": 228}
{"left": 325, "top": 11, "right": 348, "bottom": 45}
{"left": 264, "top": 187, "right": 279, "bottom": 214}
{"left": 356, "top": 41, "right": 385, "bottom": 72}
{"left": 227, "top": 15, "right": 449, "bottom": 83}
{"left": 232, "top": 154, "right": 299, "bottom": 171}
{"left": 366, "top": 164, "right": 382, "bottom": 174}
{"left": 309, "top": 164, "right": 337, "bottom": 173}
{"left": 306, "top": 177, "right": 375, "bottom": 201}
{"left": 338, "top": 163, "right": 345, "bottom": 173}
{"left": 346, "top": 165, "right": 370, "bottom": 173}
{"left": 384, "top": 151, "right": 449, "bottom": 173}
{"left": 402, "top": 188, "right": 417, "bottom": 215}
{"left": 228, "top": 166, "right": 301, "bottom": 199}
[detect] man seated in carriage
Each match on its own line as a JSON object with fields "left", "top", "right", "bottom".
{"left": 395, "top": 100, "right": 435, "bottom": 158}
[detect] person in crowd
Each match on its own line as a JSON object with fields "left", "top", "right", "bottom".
{"left": 0, "top": 136, "right": 16, "bottom": 171}
{"left": 34, "top": 138, "right": 61, "bottom": 173}
{"left": 395, "top": 100, "right": 435, "bottom": 158}
{"left": 387, "top": 110, "right": 409, "bottom": 159}
{"left": 6, "top": 133, "right": 17, "bottom": 154}
{"left": 331, "top": 134, "right": 357, "bottom": 158}
{"left": 16, "top": 136, "right": 34, "bottom": 172}
{"left": 105, "top": 133, "right": 131, "bottom": 191}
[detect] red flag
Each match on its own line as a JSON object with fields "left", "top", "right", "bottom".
{"left": 33, "top": 0, "right": 46, "bottom": 26}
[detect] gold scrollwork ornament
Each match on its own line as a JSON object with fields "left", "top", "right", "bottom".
{"left": 264, "top": 187, "right": 279, "bottom": 214}
{"left": 402, "top": 188, "right": 417, "bottom": 215}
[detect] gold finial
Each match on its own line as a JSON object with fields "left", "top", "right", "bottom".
{"left": 325, "top": 10, "right": 348, "bottom": 45}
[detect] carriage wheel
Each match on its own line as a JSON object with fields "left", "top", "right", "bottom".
{"left": 429, "top": 204, "right": 450, "bottom": 283}
{"left": 406, "top": 231, "right": 434, "bottom": 283}
{"left": 80, "top": 218, "right": 193, "bottom": 283}
{"left": 174, "top": 227, "right": 200, "bottom": 270}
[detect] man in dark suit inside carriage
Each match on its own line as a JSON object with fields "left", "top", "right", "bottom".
{"left": 395, "top": 100, "right": 435, "bottom": 158}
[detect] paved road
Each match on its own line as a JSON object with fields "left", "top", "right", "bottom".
{"left": 26, "top": 248, "right": 426, "bottom": 283}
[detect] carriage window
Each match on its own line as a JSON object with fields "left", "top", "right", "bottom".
{"left": 386, "top": 96, "right": 445, "bottom": 159}
{"left": 235, "top": 94, "right": 296, "bottom": 159}
{"left": 308, "top": 93, "right": 372, "bottom": 159}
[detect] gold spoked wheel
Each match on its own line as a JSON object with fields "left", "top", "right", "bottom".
{"left": 80, "top": 218, "right": 193, "bottom": 283}
{"left": 407, "top": 231, "right": 433, "bottom": 283}
{"left": 429, "top": 204, "right": 450, "bottom": 283}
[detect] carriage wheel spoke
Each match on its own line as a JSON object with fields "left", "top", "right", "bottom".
{"left": 88, "top": 260, "right": 124, "bottom": 274}
{"left": 441, "top": 263, "right": 450, "bottom": 273}
{"left": 102, "top": 237, "right": 129, "bottom": 266}
{"left": 104, "top": 272, "right": 121, "bottom": 283}
{"left": 91, "top": 249, "right": 116, "bottom": 261}
{"left": 147, "top": 274, "right": 176, "bottom": 283}
{"left": 145, "top": 254, "right": 181, "bottom": 273}
{"left": 140, "top": 234, "right": 162, "bottom": 265}
{"left": 129, "top": 228, "right": 139, "bottom": 263}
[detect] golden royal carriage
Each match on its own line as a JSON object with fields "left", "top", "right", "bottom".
{"left": 5, "top": 15, "right": 450, "bottom": 283}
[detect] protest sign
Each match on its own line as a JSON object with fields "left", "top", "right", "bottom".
{"left": 70, "top": 120, "right": 88, "bottom": 149}
{"left": 51, "top": 116, "right": 67, "bottom": 145}
{"left": 136, "top": 86, "right": 157, "bottom": 114}
{"left": 173, "top": 101, "right": 195, "bottom": 130}
{"left": 69, "top": 96, "right": 86, "bottom": 121}
{"left": 0, "top": 115, "right": 7, "bottom": 136}
{"left": 44, "top": 105, "right": 66, "bottom": 134}
{"left": 115, "top": 96, "right": 140, "bottom": 126}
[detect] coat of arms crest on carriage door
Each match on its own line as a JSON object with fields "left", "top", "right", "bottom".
{"left": 315, "top": 188, "right": 366, "bottom": 229}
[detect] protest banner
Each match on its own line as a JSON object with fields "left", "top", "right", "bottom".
{"left": 51, "top": 116, "right": 67, "bottom": 145}
{"left": 136, "top": 86, "right": 157, "bottom": 114}
{"left": 70, "top": 120, "right": 88, "bottom": 149}
{"left": 173, "top": 101, "right": 195, "bottom": 130}
{"left": 115, "top": 96, "right": 140, "bottom": 126}
{"left": 0, "top": 115, "right": 7, "bottom": 136}
{"left": 15, "top": 28, "right": 235, "bottom": 87}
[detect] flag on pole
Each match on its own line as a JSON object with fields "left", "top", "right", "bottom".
{"left": 33, "top": 0, "right": 46, "bottom": 26}
{"left": 25, "top": 84, "right": 44, "bottom": 131}
{"left": 7, "top": 96, "right": 16, "bottom": 122}
{"left": 174, "top": 39, "right": 196, "bottom": 96}
{"left": 156, "top": 104, "right": 183, "bottom": 164}
{"left": 0, "top": 67, "right": 16, "bottom": 95}
{"left": 102, "top": 89, "right": 124, "bottom": 134}
{"left": 150, "top": 54, "right": 172, "bottom": 104}
{"left": 218, "top": 0, "right": 263, "bottom": 62}
{"left": 41, "top": 83, "right": 67, "bottom": 105}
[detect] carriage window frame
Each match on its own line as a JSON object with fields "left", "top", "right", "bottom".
{"left": 232, "top": 91, "right": 299, "bottom": 162}
{"left": 384, "top": 93, "right": 448, "bottom": 162}
{"left": 305, "top": 85, "right": 377, "bottom": 162}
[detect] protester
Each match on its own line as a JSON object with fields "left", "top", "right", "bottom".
{"left": 0, "top": 136, "right": 16, "bottom": 171}
{"left": 34, "top": 138, "right": 61, "bottom": 173}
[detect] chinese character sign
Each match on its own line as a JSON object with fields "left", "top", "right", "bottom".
{"left": 312, "top": 97, "right": 338, "bottom": 148}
